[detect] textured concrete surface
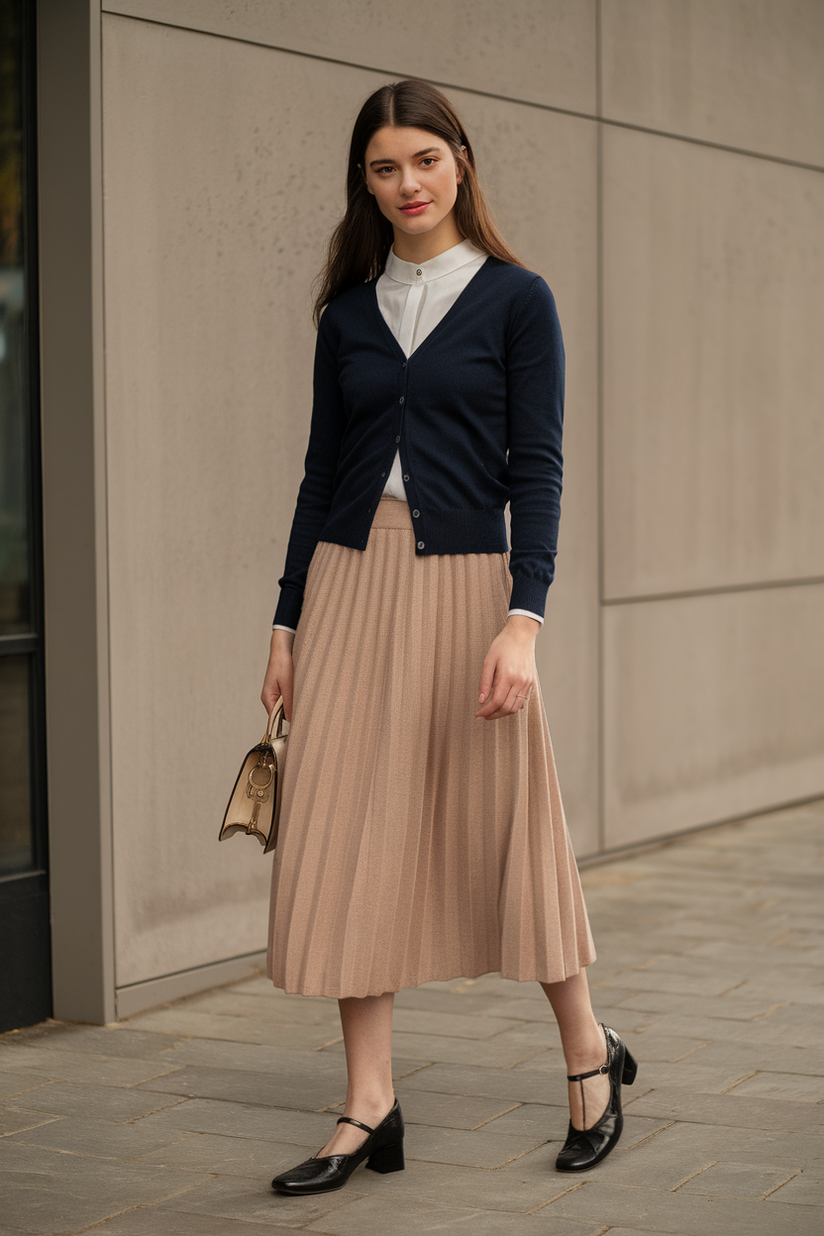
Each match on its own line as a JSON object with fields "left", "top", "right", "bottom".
{"left": 103, "top": 0, "right": 597, "bottom": 115}
{"left": 1, "top": 799, "right": 822, "bottom": 1233}
{"left": 45, "top": 0, "right": 824, "bottom": 1031}
{"left": 602, "top": 585, "right": 824, "bottom": 847}
{"left": 100, "top": 12, "right": 603, "bottom": 988}
{"left": 602, "top": 126, "right": 824, "bottom": 601}
{"left": 600, "top": 0, "right": 824, "bottom": 165}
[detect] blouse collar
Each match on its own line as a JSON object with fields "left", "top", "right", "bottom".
{"left": 384, "top": 238, "right": 487, "bottom": 286}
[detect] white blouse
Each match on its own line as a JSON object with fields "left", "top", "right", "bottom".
{"left": 274, "top": 238, "right": 544, "bottom": 632}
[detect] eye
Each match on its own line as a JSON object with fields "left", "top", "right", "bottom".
{"left": 375, "top": 165, "right": 395, "bottom": 175}
{"left": 420, "top": 157, "right": 437, "bottom": 167}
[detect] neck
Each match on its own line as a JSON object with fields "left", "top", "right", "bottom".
{"left": 391, "top": 216, "right": 464, "bottom": 265}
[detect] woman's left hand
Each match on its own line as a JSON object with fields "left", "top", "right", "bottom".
{"left": 475, "top": 615, "right": 539, "bottom": 720}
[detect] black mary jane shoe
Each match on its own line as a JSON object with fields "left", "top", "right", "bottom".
{"left": 271, "top": 1099, "right": 405, "bottom": 1196}
{"left": 555, "top": 1023, "right": 637, "bottom": 1173}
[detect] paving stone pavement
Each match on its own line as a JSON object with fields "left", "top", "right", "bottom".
{"left": 1, "top": 799, "right": 822, "bottom": 1235}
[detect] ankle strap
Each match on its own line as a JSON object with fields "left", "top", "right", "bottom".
{"left": 336, "top": 1115, "right": 375, "bottom": 1135}
{"left": 567, "top": 1062, "right": 610, "bottom": 1082}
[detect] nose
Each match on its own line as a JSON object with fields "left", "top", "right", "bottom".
{"left": 399, "top": 165, "right": 422, "bottom": 196}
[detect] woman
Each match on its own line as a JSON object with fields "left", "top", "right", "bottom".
{"left": 261, "top": 79, "right": 636, "bottom": 1197}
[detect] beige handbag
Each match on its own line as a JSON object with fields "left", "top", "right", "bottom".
{"left": 219, "top": 697, "right": 289, "bottom": 854}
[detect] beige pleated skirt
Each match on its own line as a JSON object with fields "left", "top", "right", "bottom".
{"left": 266, "top": 496, "right": 595, "bottom": 998}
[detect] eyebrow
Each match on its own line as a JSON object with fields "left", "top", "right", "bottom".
{"left": 369, "top": 147, "right": 440, "bottom": 168}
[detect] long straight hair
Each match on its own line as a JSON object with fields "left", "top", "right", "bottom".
{"left": 313, "top": 80, "right": 524, "bottom": 324}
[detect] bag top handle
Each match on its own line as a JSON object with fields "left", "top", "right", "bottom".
{"left": 262, "top": 695, "right": 285, "bottom": 746}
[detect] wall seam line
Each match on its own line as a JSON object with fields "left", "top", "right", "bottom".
{"left": 97, "top": 0, "right": 118, "bottom": 1008}
{"left": 604, "top": 574, "right": 824, "bottom": 606}
{"left": 595, "top": 0, "right": 606, "bottom": 856}
{"left": 577, "top": 792, "right": 824, "bottom": 867}
{"left": 98, "top": 9, "right": 824, "bottom": 175}
{"left": 116, "top": 948, "right": 267, "bottom": 993}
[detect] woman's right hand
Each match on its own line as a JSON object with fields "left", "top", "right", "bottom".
{"left": 261, "top": 628, "right": 295, "bottom": 722}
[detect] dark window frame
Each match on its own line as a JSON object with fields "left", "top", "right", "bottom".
{"left": 0, "top": 0, "right": 49, "bottom": 886}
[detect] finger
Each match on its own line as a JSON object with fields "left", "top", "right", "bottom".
{"left": 512, "top": 685, "right": 533, "bottom": 713}
{"left": 483, "top": 680, "right": 531, "bottom": 720}
{"left": 513, "top": 682, "right": 531, "bottom": 708}
{"left": 475, "top": 672, "right": 505, "bottom": 716}
{"left": 262, "top": 676, "right": 283, "bottom": 716}
{"left": 477, "top": 657, "right": 495, "bottom": 705}
{"left": 494, "top": 683, "right": 522, "bottom": 718}
{"left": 264, "top": 686, "right": 291, "bottom": 723}
{"left": 475, "top": 671, "right": 515, "bottom": 718}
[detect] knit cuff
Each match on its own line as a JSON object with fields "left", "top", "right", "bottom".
{"left": 273, "top": 586, "right": 303, "bottom": 631}
{"left": 508, "top": 573, "right": 550, "bottom": 621}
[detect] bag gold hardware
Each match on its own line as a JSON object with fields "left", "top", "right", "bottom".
{"left": 219, "top": 697, "right": 289, "bottom": 854}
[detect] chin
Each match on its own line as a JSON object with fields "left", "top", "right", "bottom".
{"left": 397, "top": 212, "right": 443, "bottom": 233}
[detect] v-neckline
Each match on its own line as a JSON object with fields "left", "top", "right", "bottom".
{"left": 370, "top": 255, "right": 493, "bottom": 364}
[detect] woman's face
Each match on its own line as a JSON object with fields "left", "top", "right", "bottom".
{"left": 361, "top": 126, "right": 463, "bottom": 242}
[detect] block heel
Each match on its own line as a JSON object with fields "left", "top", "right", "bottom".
{"left": 622, "top": 1048, "right": 638, "bottom": 1086}
{"left": 367, "top": 1141, "right": 405, "bottom": 1174}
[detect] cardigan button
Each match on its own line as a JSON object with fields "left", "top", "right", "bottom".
{"left": 417, "top": 541, "right": 425, "bottom": 549}
{"left": 381, "top": 472, "right": 385, "bottom": 477}
{"left": 412, "top": 509, "right": 420, "bottom": 518}
{"left": 403, "top": 474, "right": 409, "bottom": 481}
{"left": 399, "top": 396, "right": 405, "bottom": 404}
{"left": 395, "top": 435, "right": 400, "bottom": 442}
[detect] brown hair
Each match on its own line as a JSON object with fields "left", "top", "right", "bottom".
{"left": 313, "top": 79, "right": 524, "bottom": 324}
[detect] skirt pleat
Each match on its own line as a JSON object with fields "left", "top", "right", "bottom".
{"left": 266, "top": 496, "right": 595, "bottom": 998}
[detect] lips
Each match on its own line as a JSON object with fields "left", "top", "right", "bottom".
{"left": 400, "top": 201, "right": 430, "bottom": 215}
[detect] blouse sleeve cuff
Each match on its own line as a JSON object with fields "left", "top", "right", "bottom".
{"left": 272, "top": 623, "right": 297, "bottom": 634}
{"left": 507, "top": 608, "right": 544, "bottom": 627}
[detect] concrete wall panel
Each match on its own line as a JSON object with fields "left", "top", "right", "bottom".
{"left": 91, "top": 2, "right": 824, "bottom": 1012}
{"left": 601, "top": 0, "right": 824, "bottom": 166}
{"left": 602, "top": 126, "right": 824, "bottom": 601}
{"left": 102, "top": 14, "right": 599, "bottom": 988}
{"left": 102, "top": 0, "right": 597, "bottom": 115}
{"left": 102, "top": 16, "right": 373, "bottom": 987}
{"left": 603, "top": 585, "right": 824, "bottom": 849}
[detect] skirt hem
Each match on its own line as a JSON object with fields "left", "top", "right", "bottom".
{"left": 267, "top": 953, "right": 597, "bottom": 1000}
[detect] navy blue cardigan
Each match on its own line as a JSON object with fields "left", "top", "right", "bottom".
{"left": 273, "top": 257, "right": 565, "bottom": 631}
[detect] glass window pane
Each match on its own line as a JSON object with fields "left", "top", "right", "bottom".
{"left": 0, "top": 654, "right": 33, "bottom": 876}
{"left": 0, "top": 0, "right": 31, "bottom": 635}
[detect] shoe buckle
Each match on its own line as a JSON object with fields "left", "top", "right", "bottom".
{"left": 599, "top": 1063, "right": 610, "bottom": 1074}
